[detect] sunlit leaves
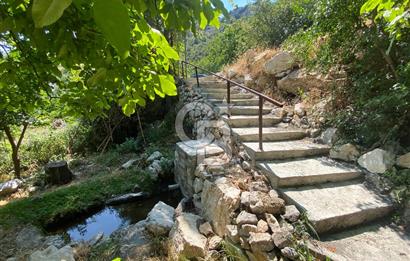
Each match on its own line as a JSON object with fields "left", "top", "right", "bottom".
{"left": 32, "top": 0, "right": 72, "bottom": 28}
{"left": 361, "top": 0, "right": 410, "bottom": 39}
{"left": 93, "top": 0, "right": 131, "bottom": 58}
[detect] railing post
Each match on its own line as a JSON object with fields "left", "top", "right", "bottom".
{"left": 227, "top": 81, "right": 231, "bottom": 104}
{"left": 195, "top": 66, "right": 199, "bottom": 88}
{"left": 259, "top": 96, "right": 263, "bottom": 151}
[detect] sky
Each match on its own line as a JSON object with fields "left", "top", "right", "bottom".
{"left": 222, "top": 0, "right": 251, "bottom": 11}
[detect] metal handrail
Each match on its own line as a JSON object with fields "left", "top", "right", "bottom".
{"left": 181, "top": 61, "right": 285, "bottom": 151}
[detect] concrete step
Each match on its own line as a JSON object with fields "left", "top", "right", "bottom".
{"left": 195, "top": 88, "right": 240, "bottom": 94}
{"left": 198, "top": 82, "right": 226, "bottom": 89}
{"left": 232, "top": 127, "right": 306, "bottom": 142}
{"left": 217, "top": 106, "right": 272, "bottom": 116}
{"left": 257, "top": 157, "right": 362, "bottom": 187}
{"left": 243, "top": 140, "right": 330, "bottom": 161}
{"left": 221, "top": 115, "right": 282, "bottom": 128}
{"left": 203, "top": 92, "right": 255, "bottom": 100}
{"left": 280, "top": 180, "right": 394, "bottom": 234}
{"left": 208, "top": 98, "right": 260, "bottom": 106}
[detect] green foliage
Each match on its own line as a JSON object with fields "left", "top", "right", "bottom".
{"left": 32, "top": 0, "right": 73, "bottom": 28}
{"left": 248, "top": 0, "right": 313, "bottom": 47}
{"left": 114, "top": 138, "right": 139, "bottom": 154}
{"left": 361, "top": 0, "right": 410, "bottom": 40}
{"left": 0, "top": 170, "right": 144, "bottom": 228}
{"left": 219, "top": 240, "right": 248, "bottom": 261}
{"left": 284, "top": 0, "right": 410, "bottom": 146}
{"left": 197, "top": 19, "right": 252, "bottom": 71}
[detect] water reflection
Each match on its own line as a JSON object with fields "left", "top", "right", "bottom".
{"left": 49, "top": 190, "right": 182, "bottom": 242}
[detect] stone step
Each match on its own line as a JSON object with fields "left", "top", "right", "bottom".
{"left": 217, "top": 106, "right": 272, "bottom": 116}
{"left": 221, "top": 115, "right": 282, "bottom": 128}
{"left": 208, "top": 98, "right": 260, "bottom": 106}
{"left": 243, "top": 140, "right": 330, "bottom": 161}
{"left": 198, "top": 82, "right": 226, "bottom": 89}
{"left": 257, "top": 157, "right": 362, "bottom": 187}
{"left": 203, "top": 92, "right": 255, "bottom": 100}
{"left": 280, "top": 180, "right": 394, "bottom": 234}
{"left": 195, "top": 88, "right": 240, "bottom": 94}
{"left": 232, "top": 127, "right": 306, "bottom": 142}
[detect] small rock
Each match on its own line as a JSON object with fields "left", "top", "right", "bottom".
{"left": 236, "top": 211, "right": 258, "bottom": 226}
{"left": 294, "top": 103, "right": 306, "bottom": 117}
{"left": 283, "top": 205, "right": 300, "bottom": 223}
{"left": 249, "top": 191, "right": 285, "bottom": 215}
{"left": 106, "top": 192, "right": 147, "bottom": 205}
{"left": 145, "top": 201, "right": 175, "bottom": 236}
{"left": 147, "top": 151, "right": 163, "bottom": 163}
{"left": 239, "top": 224, "right": 258, "bottom": 237}
{"left": 330, "top": 143, "right": 360, "bottom": 162}
{"left": 121, "top": 159, "right": 138, "bottom": 169}
{"left": 194, "top": 178, "right": 203, "bottom": 193}
{"left": 265, "top": 214, "right": 281, "bottom": 233}
{"left": 199, "top": 222, "right": 214, "bottom": 237}
{"left": 0, "top": 179, "right": 22, "bottom": 197}
{"left": 282, "top": 116, "right": 293, "bottom": 123}
{"left": 242, "top": 161, "right": 252, "bottom": 172}
{"left": 241, "top": 191, "right": 251, "bottom": 207}
{"left": 269, "top": 189, "right": 279, "bottom": 198}
{"left": 281, "top": 247, "right": 299, "bottom": 260}
{"left": 240, "top": 237, "right": 251, "bottom": 250}
{"left": 226, "top": 225, "right": 240, "bottom": 243}
{"left": 257, "top": 220, "right": 269, "bottom": 233}
{"left": 29, "top": 245, "right": 74, "bottom": 261}
{"left": 358, "top": 148, "right": 395, "bottom": 173}
{"left": 248, "top": 232, "right": 275, "bottom": 252}
{"left": 249, "top": 181, "right": 270, "bottom": 193}
{"left": 319, "top": 128, "right": 338, "bottom": 145}
{"left": 397, "top": 153, "right": 410, "bottom": 168}
{"left": 208, "top": 235, "right": 222, "bottom": 250}
{"left": 147, "top": 160, "right": 162, "bottom": 180}
{"left": 272, "top": 230, "right": 293, "bottom": 249}
{"left": 309, "top": 128, "right": 321, "bottom": 138}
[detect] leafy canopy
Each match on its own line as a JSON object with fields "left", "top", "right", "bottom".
{"left": 0, "top": 0, "right": 227, "bottom": 119}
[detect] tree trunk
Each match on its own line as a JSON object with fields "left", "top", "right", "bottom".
{"left": 3, "top": 123, "right": 28, "bottom": 179}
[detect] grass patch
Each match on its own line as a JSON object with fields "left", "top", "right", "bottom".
{"left": 0, "top": 170, "right": 148, "bottom": 228}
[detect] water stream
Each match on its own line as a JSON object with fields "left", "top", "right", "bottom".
{"left": 47, "top": 190, "right": 182, "bottom": 242}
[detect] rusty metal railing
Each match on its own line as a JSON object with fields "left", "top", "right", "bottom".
{"left": 181, "top": 61, "right": 285, "bottom": 151}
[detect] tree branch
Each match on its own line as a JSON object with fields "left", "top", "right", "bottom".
{"left": 4, "top": 125, "right": 17, "bottom": 150}
{"left": 16, "top": 122, "right": 29, "bottom": 149}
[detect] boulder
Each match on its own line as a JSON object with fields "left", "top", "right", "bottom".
{"left": 45, "top": 161, "right": 73, "bottom": 185}
{"left": 249, "top": 181, "right": 270, "bottom": 193}
{"left": 170, "top": 213, "right": 207, "bottom": 259}
{"left": 145, "top": 201, "right": 175, "bottom": 236}
{"left": 201, "top": 178, "right": 241, "bottom": 236}
{"left": 397, "top": 153, "right": 410, "bottom": 168}
{"left": 29, "top": 245, "right": 74, "bottom": 261}
{"left": 272, "top": 230, "right": 293, "bottom": 249}
{"left": 147, "top": 151, "right": 163, "bottom": 163}
{"left": 277, "top": 69, "right": 327, "bottom": 95}
{"left": 241, "top": 191, "right": 251, "bottom": 207}
{"left": 330, "top": 143, "right": 360, "bottom": 162}
{"left": 264, "top": 52, "right": 295, "bottom": 75}
{"left": 282, "top": 205, "right": 300, "bottom": 223}
{"left": 236, "top": 211, "right": 258, "bottom": 226}
{"left": 248, "top": 232, "right": 275, "bottom": 252}
{"left": 227, "top": 69, "right": 238, "bottom": 79}
{"left": 358, "top": 149, "right": 395, "bottom": 174}
{"left": 0, "top": 179, "right": 22, "bottom": 197}
{"left": 199, "top": 222, "right": 214, "bottom": 237}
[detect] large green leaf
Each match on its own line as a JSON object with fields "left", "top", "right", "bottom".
{"left": 32, "top": 0, "right": 72, "bottom": 28}
{"left": 93, "top": 0, "right": 131, "bottom": 59}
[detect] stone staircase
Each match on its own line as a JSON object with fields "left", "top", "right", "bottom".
{"left": 194, "top": 77, "right": 394, "bottom": 235}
